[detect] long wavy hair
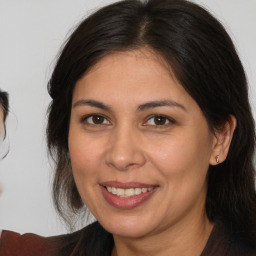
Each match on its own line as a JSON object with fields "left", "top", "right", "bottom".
{"left": 47, "top": 0, "right": 256, "bottom": 247}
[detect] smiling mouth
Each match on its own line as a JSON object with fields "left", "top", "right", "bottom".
{"left": 100, "top": 182, "right": 158, "bottom": 209}
{"left": 105, "top": 186, "right": 154, "bottom": 197}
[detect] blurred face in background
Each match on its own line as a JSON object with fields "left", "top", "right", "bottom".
{"left": 0, "top": 91, "right": 8, "bottom": 143}
{"left": 0, "top": 90, "right": 8, "bottom": 144}
{"left": 0, "top": 107, "right": 4, "bottom": 140}
{"left": 0, "top": 90, "right": 9, "bottom": 174}
{"left": 0, "top": 100, "right": 4, "bottom": 195}
{"left": 0, "top": 90, "right": 8, "bottom": 195}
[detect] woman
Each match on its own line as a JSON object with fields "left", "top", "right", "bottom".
{"left": 1, "top": 0, "right": 256, "bottom": 255}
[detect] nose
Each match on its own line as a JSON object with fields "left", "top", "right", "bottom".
{"left": 105, "top": 126, "right": 146, "bottom": 171}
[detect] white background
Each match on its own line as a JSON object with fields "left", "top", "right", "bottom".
{"left": 0, "top": 0, "right": 255, "bottom": 236}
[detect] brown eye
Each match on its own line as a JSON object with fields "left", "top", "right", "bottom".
{"left": 154, "top": 116, "right": 167, "bottom": 125}
{"left": 144, "top": 115, "right": 174, "bottom": 127}
{"left": 92, "top": 115, "right": 105, "bottom": 124}
{"left": 84, "top": 115, "right": 110, "bottom": 125}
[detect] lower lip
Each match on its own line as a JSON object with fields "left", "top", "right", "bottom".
{"left": 100, "top": 186, "right": 157, "bottom": 209}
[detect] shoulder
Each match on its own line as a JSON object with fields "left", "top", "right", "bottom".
{"left": 0, "top": 230, "right": 62, "bottom": 256}
{"left": 228, "top": 235, "right": 256, "bottom": 256}
{"left": 202, "top": 221, "right": 256, "bottom": 256}
{"left": 0, "top": 222, "right": 113, "bottom": 256}
{"left": 58, "top": 222, "right": 113, "bottom": 256}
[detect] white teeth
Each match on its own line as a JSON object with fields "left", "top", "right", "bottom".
{"left": 125, "top": 188, "right": 134, "bottom": 197}
{"left": 135, "top": 188, "right": 142, "bottom": 195}
{"left": 112, "top": 187, "right": 117, "bottom": 195}
{"left": 141, "top": 188, "right": 147, "bottom": 193}
{"left": 106, "top": 186, "right": 153, "bottom": 197}
{"left": 117, "top": 188, "right": 125, "bottom": 196}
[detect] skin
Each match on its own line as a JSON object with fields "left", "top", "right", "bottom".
{"left": 68, "top": 49, "right": 236, "bottom": 256}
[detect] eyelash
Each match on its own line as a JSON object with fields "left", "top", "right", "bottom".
{"left": 80, "top": 114, "right": 111, "bottom": 126}
{"left": 143, "top": 115, "right": 175, "bottom": 128}
{"left": 80, "top": 114, "right": 175, "bottom": 128}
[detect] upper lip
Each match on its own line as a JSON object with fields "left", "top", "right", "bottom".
{"left": 100, "top": 181, "right": 158, "bottom": 189}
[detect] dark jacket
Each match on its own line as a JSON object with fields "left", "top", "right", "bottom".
{"left": 1, "top": 221, "right": 256, "bottom": 256}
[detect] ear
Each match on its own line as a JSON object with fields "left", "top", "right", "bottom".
{"left": 209, "top": 115, "right": 237, "bottom": 165}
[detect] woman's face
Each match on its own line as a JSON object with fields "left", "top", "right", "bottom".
{"left": 69, "top": 50, "right": 217, "bottom": 239}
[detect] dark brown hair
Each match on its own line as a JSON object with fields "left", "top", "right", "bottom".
{"left": 0, "top": 89, "right": 9, "bottom": 138}
{"left": 47, "top": 0, "right": 256, "bottom": 247}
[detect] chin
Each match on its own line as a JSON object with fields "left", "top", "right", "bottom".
{"left": 99, "top": 214, "right": 156, "bottom": 239}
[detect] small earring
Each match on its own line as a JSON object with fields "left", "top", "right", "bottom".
{"left": 216, "top": 155, "right": 220, "bottom": 164}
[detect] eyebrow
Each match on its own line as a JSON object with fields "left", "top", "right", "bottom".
{"left": 73, "top": 99, "right": 186, "bottom": 112}
{"left": 73, "top": 99, "right": 112, "bottom": 111}
{"left": 137, "top": 100, "right": 187, "bottom": 112}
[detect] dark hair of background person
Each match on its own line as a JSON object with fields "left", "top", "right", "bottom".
{"left": 47, "top": 0, "right": 256, "bottom": 250}
{"left": 0, "top": 90, "right": 9, "bottom": 138}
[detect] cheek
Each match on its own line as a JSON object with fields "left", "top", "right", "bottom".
{"left": 148, "top": 129, "right": 213, "bottom": 188}
{"left": 68, "top": 129, "right": 103, "bottom": 183}
{"left": 69, "top": 139, "right": 104, "bottom": 211}
{"left": 150, "top": 137, "right": 211, "bottom": 216}
{"left": 70, "top": 146, "right": 99, "bottom": 177}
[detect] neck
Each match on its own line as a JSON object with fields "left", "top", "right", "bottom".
{"left": 112, "top": 213, "right": 213, "bottom": 256}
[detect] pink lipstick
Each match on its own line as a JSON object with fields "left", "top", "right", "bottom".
{"left": 100, "top": 181, "right": 158, "bottom": 209}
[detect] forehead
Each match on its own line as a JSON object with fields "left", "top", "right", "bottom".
{"left": 85, "top": 49, "right": 174, "bottom": 80}
{"left": 73, "top": 49, "right": 188, "bottom": 101}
